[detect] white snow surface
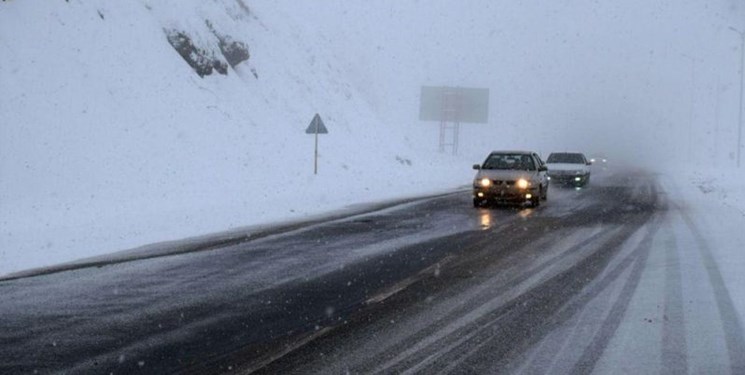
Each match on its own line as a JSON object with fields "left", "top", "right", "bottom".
{"left": 680, "top": 167, "right": 745, "bottom": 313}
{"left": 0, "top": 1, "right": 480, "bottom": 276}
{"left": 1, "top": 0, "right": 745, "bottom": 281}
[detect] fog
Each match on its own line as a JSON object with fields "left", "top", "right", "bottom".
{"left": 294, "top": 0, "right": 745, "bottom": 170}
{"left": 4, "top": 3, "right": 745, "bottom": 373}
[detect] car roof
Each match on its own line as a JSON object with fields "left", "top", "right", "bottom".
{"left": 488, "top": 150, "right": 535, "bottom": 155}
{"left": 548, "top": 152, "right": 585, "bottom": 155}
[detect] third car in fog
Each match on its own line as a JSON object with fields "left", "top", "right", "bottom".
{"left": 545, "top": 152, "right": 592, "bottom": 187}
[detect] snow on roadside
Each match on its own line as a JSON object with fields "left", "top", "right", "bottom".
{"left": 671, "top": 167, "right": 745, "bottom": 324}
{"left": 0, "top": 1, "right": 484, "bottom": 277}
{"left": 687, "top": 169, "right": 745, "bottom": 218}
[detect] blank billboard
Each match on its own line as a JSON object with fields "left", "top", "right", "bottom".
{"left": 419, "top": 86, "right": 489, "bottom": 124}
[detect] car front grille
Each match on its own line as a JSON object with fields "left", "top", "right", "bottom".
{"left": 489, "top": 180, "right": 515, "bottom": 186}
{"left": 549, "top": 170, "right": 579, "bottom": 176}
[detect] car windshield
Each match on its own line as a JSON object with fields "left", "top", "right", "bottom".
{"left": 483, "top": 154, "right": 535, "bottom": 170}
{"left": 547, "top": 153, "right": 586, "bottom": 164}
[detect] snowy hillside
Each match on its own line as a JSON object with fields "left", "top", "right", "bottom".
{"left": 0, "top": 0, "right": 475, "bottom": 276}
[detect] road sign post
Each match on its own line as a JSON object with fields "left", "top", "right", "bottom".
{"left": 305, "top": 113, "right": 328, "bottom": 174}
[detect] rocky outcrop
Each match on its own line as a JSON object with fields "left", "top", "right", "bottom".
{"left": 165, "top": 29, "right": 228, "bottom": 77}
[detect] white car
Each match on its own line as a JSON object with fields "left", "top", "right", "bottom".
{"left": 545, "top": 152, "right": 591, "bottom": 187}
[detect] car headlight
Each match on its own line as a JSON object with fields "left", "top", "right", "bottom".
{"left": 480, "top": 178, "right": 492, "bottom": 187}
{"left": 516, "top": 178, "right": 529, "bottom": 189}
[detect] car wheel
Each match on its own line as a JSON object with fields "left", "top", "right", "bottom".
{"left": 541, "top": 185, "right": 548, "bottom": 201}
{"left": 473, "top": 198, "right": 483, "bottom": 208}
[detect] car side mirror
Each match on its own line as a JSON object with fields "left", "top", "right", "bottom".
{"left": 473, "top": 164, "right": 481, "bottom": 170}
{"left": 539, "top": 165, "right": 548, "bottom": 172}
{"left": 587, "top": 161, "right": 592, "bottom": 165}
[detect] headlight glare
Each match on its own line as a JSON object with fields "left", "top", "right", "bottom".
{"left": 516, "top": 178, "right": 529, "bottom": 189}
{"left": 480, "top": 178, "right": 491, "bottom": 187}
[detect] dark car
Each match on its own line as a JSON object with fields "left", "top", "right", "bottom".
{"left": 545, "top": 152, "right": 592, "bottom": 187}
{"left": 472, "top": 151, "right": 549, "bottom": 207}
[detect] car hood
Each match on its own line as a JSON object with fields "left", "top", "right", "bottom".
{"left": 546, "top": 163, "right": 590, "bottom": 172}
{"left": 474, "top": 169, "right": 537, "bottom": 181}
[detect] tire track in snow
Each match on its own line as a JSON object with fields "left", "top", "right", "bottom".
{"left": 569, "top": 214, "right": 661, "bottom": 374}
{"left": 363, "top": 227, "right": 619, "bottom": 374}
{"left": 660, "top": 220, "right": 688, "bottom": 375}
{"left": 678, "top": 204, "right": 745, "bottom": 374}
{"left": 511, "top": 214, "right": 657, "bottom": 375}
{"left": 361, "top": 184, "right": 658, "bottom": 373}
{"left": 413, "top": 199, "right": 659, "bottom": 373}
{"left": 565, "top": 182, "right": 664, "bottom": 374}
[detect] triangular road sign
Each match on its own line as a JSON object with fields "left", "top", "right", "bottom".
{"left": 305, "top": 113, "right": 328, "bottom": 134}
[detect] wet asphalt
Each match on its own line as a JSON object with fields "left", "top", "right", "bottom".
{"left": 3, "top": 169, "right": 735, "bottom": 374}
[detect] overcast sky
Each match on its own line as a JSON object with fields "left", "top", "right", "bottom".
{"left": 290, "top": 0, "right": 745, "bottom": 166}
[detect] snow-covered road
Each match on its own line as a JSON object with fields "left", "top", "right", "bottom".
{"left": 258, "top": 170, "right": 745, "bottom": 374}
{"left": 1, "top": 169, "right": 744, "bottom": 374}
